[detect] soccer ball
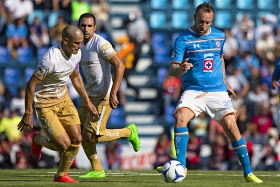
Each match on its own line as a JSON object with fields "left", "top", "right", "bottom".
{"left": 161, "top": 160, "right": 186, "bottom": 183}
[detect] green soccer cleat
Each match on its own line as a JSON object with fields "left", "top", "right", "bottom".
{"left": 78, "top": 169, "right": 106, "bottom": 179}
{"left": 127, "top": 124, "right": 141, "bottom": 152}
{"left": 156, "top": 166, "right": 162, "bottom": 173}
{"left": 245, "top": 173, "right": 263, "bottom": 183}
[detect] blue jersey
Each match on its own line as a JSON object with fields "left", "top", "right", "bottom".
{"left": 171, "top": 27, "right": 227, "bottom": 92}
{"left": 272, "top": 57, "right": 280, "bottom": 79}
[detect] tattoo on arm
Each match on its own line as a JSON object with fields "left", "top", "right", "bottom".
{"left": 221, "top": 57, "right": 229, "bottom": 87}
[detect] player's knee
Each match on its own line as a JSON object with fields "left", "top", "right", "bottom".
{"left": 71, "top": 134, "right": 82, "bottom": 145}
{"left": 57, "top": 140, "right": 71, "bottom": 152}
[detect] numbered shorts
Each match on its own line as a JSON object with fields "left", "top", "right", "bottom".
{"left": 34, "top": 95, "right": 81, "bottom": 141}
{"left": 176, "top": 90, "right": 237, "bottom": 123}
{"left": 78, "top": 96, "right": 112, "bottom": 135}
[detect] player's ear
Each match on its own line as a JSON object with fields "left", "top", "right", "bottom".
{"left": 193, "top": 14, "right": 196, "bottom": 21}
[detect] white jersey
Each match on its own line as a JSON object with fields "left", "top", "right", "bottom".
{"left": 33, "top": 43, "right": 81, "bottom": 107}
{"left": 80, "top": 33, "right": 116, "bottom": 99}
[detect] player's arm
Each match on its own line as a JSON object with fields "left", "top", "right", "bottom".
{"left": 221, "top": 55, "right": 236, "bottom": 98}
{"left": 169, "top": 58, "right": 193, "bottom": 77}
{"left": 70, "top": 69, "right": 99, "bottom": 118}
{"left": 271, "top": 57, "right": 280, "bottom": 90}
{"left": 108, "top": 54, "right": 125, "bottom": 108}
{"left": 17, "top": 75, "right": 42, "bottom": 132}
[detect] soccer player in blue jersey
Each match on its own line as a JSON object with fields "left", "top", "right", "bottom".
{"left": 271, "top": 56, "right": 280, "bottom": 140}
{"left": 157, "top": 2, "right": 262, "bottom": 183}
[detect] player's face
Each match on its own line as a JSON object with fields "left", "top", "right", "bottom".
{"left": 67, "top": 34, "right": 84, "bottom": 54}
{"left": 78, "top": 17, "right": 96, "bottom": 41}
{"left": 193, "top": 9, "right": 213, "bottom": 35}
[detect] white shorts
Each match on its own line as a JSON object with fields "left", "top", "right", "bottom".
{"left": 175, "top": 90, "right": 237, "bottom": 123}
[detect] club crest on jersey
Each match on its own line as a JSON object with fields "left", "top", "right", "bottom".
{"left": 203, "top": 59, "right": 213, "bottom": 72}
{"left": 215, "top": 41, "right": 220, "bottom": 47}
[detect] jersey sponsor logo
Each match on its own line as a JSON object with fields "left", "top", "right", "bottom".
{"left": 204, "top": 53, "right": 214, "bottom": 58}
{"left": 101, "top": 43, "right": 111, "bottom": 51}
{"left": 203, "top": 59, "right": 213, "bottom": 72}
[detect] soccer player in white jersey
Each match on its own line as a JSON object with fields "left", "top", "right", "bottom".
{"left": 77, "top": 13, "right": 140, "bottom": 179}
{"left": 17, "top": 25, "right": 98, "bottom": 183}
{"left": 156, "top": 2, "right": 262, "bottom": 183}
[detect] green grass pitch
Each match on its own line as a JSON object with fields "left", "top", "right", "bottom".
{"left": 0, "top": 169, "right": 278, "bottom": 186}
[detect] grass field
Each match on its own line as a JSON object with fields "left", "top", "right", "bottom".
{"left": 0, "top": 169, "right": 278, "bottom": 187}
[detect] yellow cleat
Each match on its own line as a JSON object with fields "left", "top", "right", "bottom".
{"left": 245, "top": 173, "right": 263, "bottom": 183}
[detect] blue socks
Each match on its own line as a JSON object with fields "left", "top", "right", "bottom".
{"left": 174, "top": 127, "right": 189, "bottom": 167}
{"left": 231, "top": 137, "right": 252, "bottom": 177}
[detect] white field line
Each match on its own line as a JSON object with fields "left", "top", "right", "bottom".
{"left": 17, "top": 171, "right": 280, "bottom": 177}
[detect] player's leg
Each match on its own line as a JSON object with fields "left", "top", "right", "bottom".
{"left": 53, "top": 96, "right": 81, "bottom": 182}
{"left": 211, "top": 92, "right": 263, "bottom": 183}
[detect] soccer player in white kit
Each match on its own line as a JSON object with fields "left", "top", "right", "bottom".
{"left": 77, "top": 13, "right": 141, "bottom": 178}
{"left": 17, "top": 25, "right": 98, "bottom": 183}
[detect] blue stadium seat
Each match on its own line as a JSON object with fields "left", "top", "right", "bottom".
{"left": 256, "top": 11, "right": 271, "bottom": 26}
{"left": 28, "top": 10, "right": 45, "bottom": 25}
{"left": 157, "top": 67, "right": 168, "bottom": 84}
{"left": 164, "top": 105, "right": 175, "bottom": 124}
{"left": 150, "top": 0, "right": 167, "bottom": 9}
{"left": 4, "top": 67, "right": 21, "bottom": 86}
{"left": 152, "top": 32, "right": 168, "bottom": 48}
{"left": 194, "top": 0, "right": 207, "bottom": 7}
{"left": 108, "top": 106, "right": 126, "bottom": 127}
{"left": 48, "top": 11, "right": 59, "bottom": 28}
{"left": 236, "top": 0, "right": 254, "bottom": 9}
{"left": 171, "top": 11, "right": 188, "bottom": 29}
{"left": 214, "top": 0, "right": 231, "bottom": 9}
{"left": 24, "top": 67, "right": 35, "bottom": 83}
{"left": 0, "top": 46, "right": 11, "bottom": 64}
{"left": 17, "top": 47, "right": 34, "bottom": 64}
{"left": 172, "top": 0, "right": 189, "bottom": 9}
{"left": 7, "top": 87, "right": 18, "bottom": 97}
{"left": 214, "top": 11, "right": 232, "bottom": 29}
{"left": 257, "top": 0, "right": 273, "bottom": 10}
{"left": 99, "top": 32, "right": 110, "bottom": 41}
{"left": 153, "top": 45, "right": 170, "bottom": 64}
{"left": 37, "top": 47, "right": 49, "bottom": 61}
{"left": 149, "top": 12, "right": 167, "bottom": 29}
{"left": 235, "top": 12, "right": 253, "bottom": 23}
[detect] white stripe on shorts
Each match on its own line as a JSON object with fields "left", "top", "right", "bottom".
{"left": 96, "top": 105, "right": 106, "bottom": 135}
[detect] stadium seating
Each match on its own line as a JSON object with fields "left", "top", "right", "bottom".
{"left": 214, "top": 11, "right": 232, "bottom": 29}
{"left": 171, "top": 11, "right": 188, "bottom": 29}
{"left": 257, "top": 0, "right": 273, "bottom": 10}
{"left": 171, "top": 32, "right": 181, "bottom": 46}
{"left": 98, "top": 32, "right": 110, "bottom": 41}
{"left": 194, "top": 0, "right": 206, "bottom": 7}
{"left": 149, "top": 12, "right": 167, "bottom": 29}
{"left": 151, "top": 32, "right": 168, "bottom": 48}
{"left": 48, "top": 11, "right": 59, "bottom": 28}
{"left": 157, "top": 67, "right": 168, "bottom": 85}
{"left": 17, "top": 47, "right": 34, "bottom": 64}
{"left": 163, "top": 105, "right": 176, "bottom": 125}
{"left": 153, "top": 45, "right": 170, "bottom": 65}
{"left": 37, "top": 47, "right": 49, "bottom": 62}
{"left": 27, "top": 10, "right": 45, "bottom": 25}
{"left": 108, "top": 106, "right": 126, "bottom": 127}
{"left": 214, "top": 0, "right": 231, "bottom": 9}
{"left": 4, "top": 67, "right": 21, "bottom": 86}
{"left": 236, "top": 0, "right": 254, "bottom": 9}
{"left": 24, "top": 67, "right": 36, "bottom": 83}
{"left": 0, "top": 46, "right": 11, "bottom": 64}
{"left": 172, "top": 0, "right": 189, "bottom": 9}
{"left": 150, "top": 0, "right": 167, "bottom": 9}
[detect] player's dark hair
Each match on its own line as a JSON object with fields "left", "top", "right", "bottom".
{"left": 195, "top": 2, "right": 214, "bottom": 14}
{"left": 78, "top": 13, "right": 96, "bottom": 26}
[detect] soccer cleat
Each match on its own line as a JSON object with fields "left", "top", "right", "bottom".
{"left": 127, "top": 124, "right": 141, "bottom": 152}
{"left": 245, "top": 173, "right": 263, "bottom": 183}
{"left": 30, "top": 131, "right": 42, "bottom": 160}
{"left": 54, "top": 173, "right": 78, "bottom": 183}
{"left": 78, "top": 169, "right": 106, "bottom": 179}
{"left": 157, "top": 166, "right": 188, "bottom": 178}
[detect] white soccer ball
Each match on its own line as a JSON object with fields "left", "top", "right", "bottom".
{"left": 161, "top": 160, "right": 186, "bottom": 183}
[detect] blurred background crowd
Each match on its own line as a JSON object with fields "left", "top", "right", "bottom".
{"left": 0, "top": 0, "right": 280, "bottom": 172}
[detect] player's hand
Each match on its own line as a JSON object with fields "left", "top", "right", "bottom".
{"left": 87, "top": 102, "right": 99, "bottom": 119}
{"left": 17, "top": 113, "right": 33, "bottom": 132}
{"left": 227, "top": 85, "right": 236, "bottom": 98}
{"left": 180, "top": 58, "right": 193, "bottom": 73}
{"left": 109, "top": 93, "right": 119, "bottom": 109}
{"left": 272, "top": 80, "right": 279, "bottom": 90}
